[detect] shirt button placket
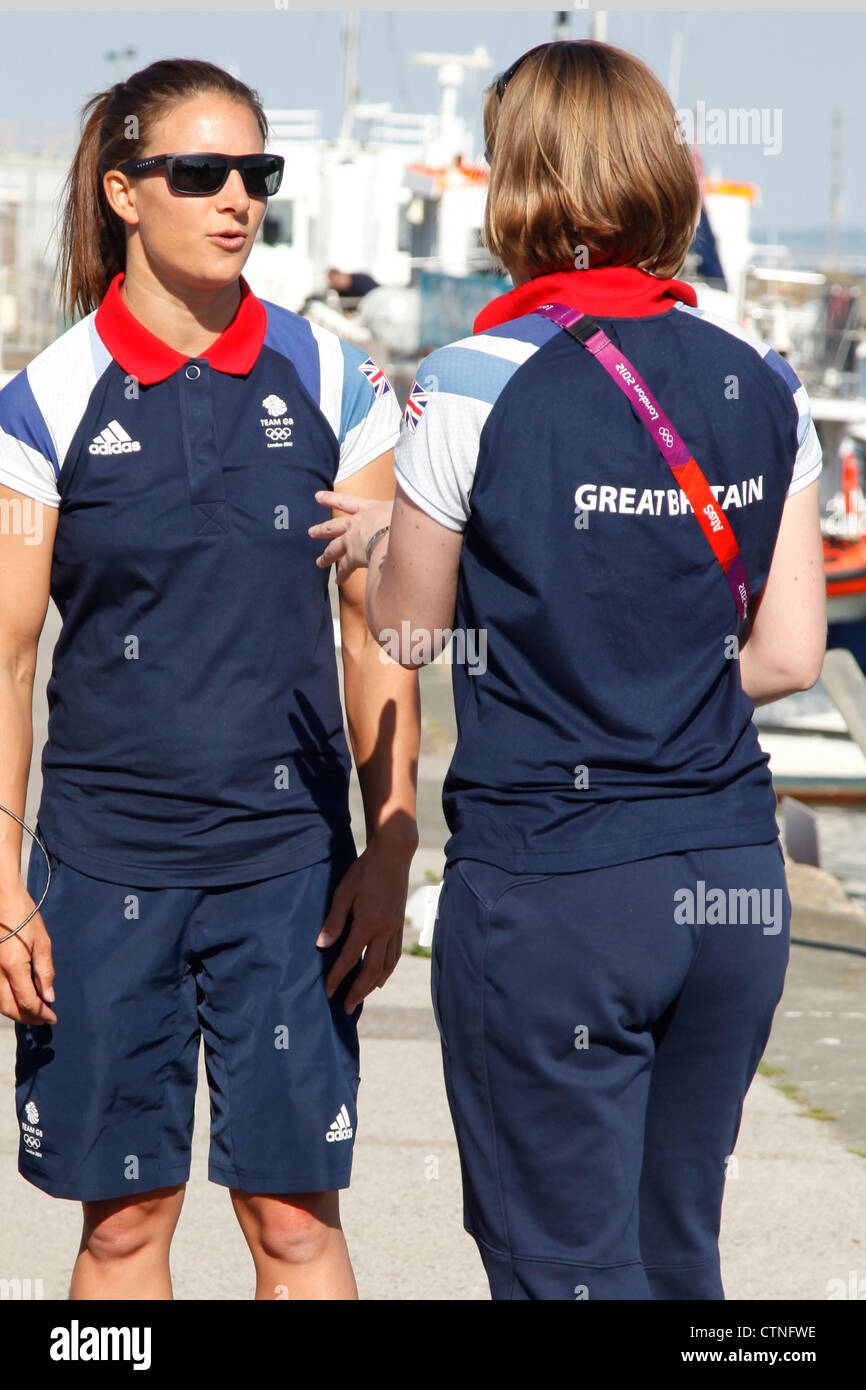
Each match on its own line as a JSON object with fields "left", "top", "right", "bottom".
{"left": 178, "top": 360, "right": 229, "bottom": 535}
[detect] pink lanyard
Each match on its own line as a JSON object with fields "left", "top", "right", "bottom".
{"left": 535, "top": 302, "right": 750, "bottom": 631}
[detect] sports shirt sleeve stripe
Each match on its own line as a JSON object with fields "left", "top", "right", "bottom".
{"left": 332, "top": 339, "right": 401, "bottom": 483}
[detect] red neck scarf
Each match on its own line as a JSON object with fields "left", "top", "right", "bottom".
{"left": 474, "top": 265, "right": 698, "bottom": 333}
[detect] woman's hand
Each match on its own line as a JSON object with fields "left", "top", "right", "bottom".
{"left": 309, "top": 491, "right": 392, "bottom": 585}
{"left": 0, "top": 881, "right": 56, "bottom": 1025}
{"left": 316, "top": 826, "right": 417, "bottom": 1012}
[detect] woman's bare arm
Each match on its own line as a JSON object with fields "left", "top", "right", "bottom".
{"left": 365, "top": 484, "right": 463, "bottom": 659}
{"left": 738, "top": 478, "right": 827, "bottom": 706}
{"left": 0, "top": 484, "right": 58, "bottom": 1023}
{"left": 316, "top": 454, "right": 421, "bottom": 1012}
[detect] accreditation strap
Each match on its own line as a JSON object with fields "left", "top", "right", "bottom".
{"left": 536, "top": 302, "right": 750, "bottom": 631}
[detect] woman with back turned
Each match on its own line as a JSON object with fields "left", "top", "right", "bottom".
{"left": 311, "top": 40, "right": 826, "bottom": 1300}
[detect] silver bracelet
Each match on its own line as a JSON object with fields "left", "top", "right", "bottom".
{"left": 0, "top": 806, "right": 51, "bottom": 946}
{"left": 365, "top": 525, "right": 391, "bottom": 561}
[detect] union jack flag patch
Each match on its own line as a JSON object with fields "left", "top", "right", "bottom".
{"left": 403, "top": 379, "right": 429, "bottom": 432}
{"left": 357, "top": 357, "right": 391, "bottom": 398}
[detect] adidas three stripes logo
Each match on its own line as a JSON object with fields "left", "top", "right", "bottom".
{"left": 325, "top": 1104, "right": 353, "bottom": 1142}
{"left": 88, "top": 420, "right": 142, "bottom": 455}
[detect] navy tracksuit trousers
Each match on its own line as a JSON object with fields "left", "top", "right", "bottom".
{"left": 431, "top": 841, "right": 790, "bottom": 1300}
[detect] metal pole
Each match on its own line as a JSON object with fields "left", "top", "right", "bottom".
{"left": 339, "top": 12, "right": 360, "bottom": 145}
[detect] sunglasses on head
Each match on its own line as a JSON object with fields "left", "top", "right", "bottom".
{"left": 486, "top": 43, "right": 555, "bottom": 162}
{"left": 493, "top": 42, "right": 554, "bottom": 102}
{"left": 116, "top": 151, "right": 285, "bottom": 197}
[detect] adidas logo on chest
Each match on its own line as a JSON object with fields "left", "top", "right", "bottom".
{"left": 89, "top": 420, "right": 142, "bottom": 455}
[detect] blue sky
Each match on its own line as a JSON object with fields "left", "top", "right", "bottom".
{"left": 0, "top": 9, "right": 863, "bottom": 234}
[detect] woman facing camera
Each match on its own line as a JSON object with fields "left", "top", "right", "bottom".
{"left": 0, "top": 57, "right": 419, "bottom": 1299}
{"left": 311, "top": 39, "right": 826, "bottom": 1300}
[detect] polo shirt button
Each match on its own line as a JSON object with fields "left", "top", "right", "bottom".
{"left": 185, "top": 364, "right": 201, "bottom": 380}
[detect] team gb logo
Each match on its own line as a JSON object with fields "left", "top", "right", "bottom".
{"left": 260, "top": 395, "right": 294, "bottom": 449}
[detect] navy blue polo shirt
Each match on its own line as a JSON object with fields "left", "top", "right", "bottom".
{"left": 393, "top": 266, "right": 823, "bottom": 873}
{"left": 0, "top": 272, "right": 400, "bottom": 885}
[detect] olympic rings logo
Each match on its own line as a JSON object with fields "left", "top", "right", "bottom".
{"left": 658, "top": 427, "right": 674, "bottom": 448}
{"left": 265, "top": 426, "right": 292, "bottom": 442}
{"left": 22, "top": 1134, "right": 41, "bottom": 1149}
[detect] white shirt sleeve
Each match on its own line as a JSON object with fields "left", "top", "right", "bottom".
{"left": 0, "top": 373, "right": 60, "bottom": 507}
{"left": 393, "top": 363, "right": 490, "bottom": 532}
{"left": 786, "top": 384, "right": 823, "bottom": 498}
{"left": 334, "top": 346, "right": 402, "bottom": 484}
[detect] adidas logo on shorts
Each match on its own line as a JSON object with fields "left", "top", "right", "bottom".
{"left": 89, "top": 420, "right": 142, "bottom": 455}
{"left": 325, "top": 1104, "right": 353, "bottom": 1142}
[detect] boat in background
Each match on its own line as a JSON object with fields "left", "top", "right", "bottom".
{"left": 754, "top": 684, "right": 866, "bottom": 804}
{"left": 689, "top": 182, "right": 866, "bottom": 631}
{"left": 822, "top": 428, "right": 866, "bottom": 622}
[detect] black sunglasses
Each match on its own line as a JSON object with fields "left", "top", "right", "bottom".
{"left": 116, "top": 152, "right": 285, "bottom": 198}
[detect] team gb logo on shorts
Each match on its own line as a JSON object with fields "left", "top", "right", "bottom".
{"left": 21, "top": 1099, "right": 43, "bottom": 1155}
{"left": 260, "top": 395, "right": 294, "bottom": 449}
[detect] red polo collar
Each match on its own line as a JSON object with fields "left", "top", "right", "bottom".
{"left": 94, "top": 272, "right": 267, "bottom": 384}
{"left": 473, "top": 265, "right": 698, "bottom": 333}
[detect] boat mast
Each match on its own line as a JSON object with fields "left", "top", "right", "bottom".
{"left": 827, "top": 107, "right": 843, "bottom": 271}
{"left": 339, "top": 12, "right": 360, "bottom": 146}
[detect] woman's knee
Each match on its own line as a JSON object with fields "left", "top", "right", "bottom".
{"left": 81, "top": 1185, "right": 185, "bottom": 1262}
{"left": 233, "top": 1191, "right": 339, "bottom": 1266}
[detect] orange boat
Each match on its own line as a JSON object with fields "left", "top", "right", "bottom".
{"left": 825, "top": 534, "right": 866, "bottom": 611}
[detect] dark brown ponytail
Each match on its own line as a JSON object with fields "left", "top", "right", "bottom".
{"left": 56, "top": 58, "right": 270, "bottom": 322}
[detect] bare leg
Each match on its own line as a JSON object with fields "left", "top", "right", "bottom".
{"left": 70, "top": 1184, "right": 186, "bottom": 1300}
{"left": 230, "top": 1189, "right": 358, "bottom": 1300}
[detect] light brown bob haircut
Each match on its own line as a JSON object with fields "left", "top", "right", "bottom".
{"left": 482, "top": 40, "right": 701, "bottom": 283}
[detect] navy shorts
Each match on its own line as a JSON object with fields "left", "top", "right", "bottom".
{"left": 15, "top": 828, "right": 362, "bottom": 1202}
{"left": 432, "top": 841, "right": 791, "bottom": 1300}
